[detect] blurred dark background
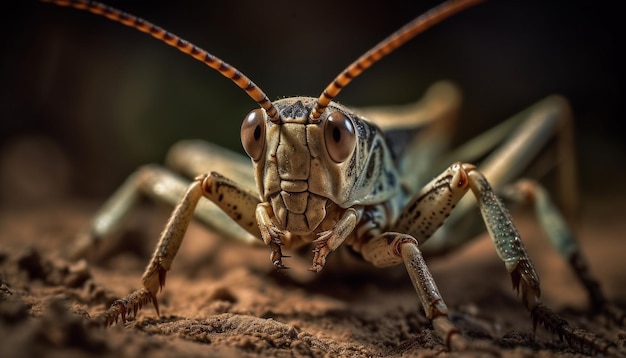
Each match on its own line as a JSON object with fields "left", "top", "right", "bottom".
{"left": 0, "top": 0, "right": 623, "bottom": 207}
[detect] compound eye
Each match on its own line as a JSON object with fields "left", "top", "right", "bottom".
{"left": 241, "top": 108, "right": 266, "bottom": 161}
{"left": 324, "top": 111, "right": 356, "bottom": 163}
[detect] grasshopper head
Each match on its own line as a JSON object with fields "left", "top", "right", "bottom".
{"left": 240, "top": 98, "right": 398, "bottom": 235}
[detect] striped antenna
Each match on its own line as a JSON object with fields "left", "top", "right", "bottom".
{"left": 42, "top": 0, "right": 281, "bottom": 123}
{"left": 310, "top": 0, "right": 483, "bottom": 122}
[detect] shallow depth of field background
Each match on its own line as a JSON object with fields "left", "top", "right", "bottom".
{"left": 0, "top": 3, "right": 624, "bottom": 356}
{"left": 0, "top": 0, "right": 623, "bottom": 206}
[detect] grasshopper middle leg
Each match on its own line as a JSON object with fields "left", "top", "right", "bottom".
{"left": 417, "top": 95, "right": 617, "bottom": 318}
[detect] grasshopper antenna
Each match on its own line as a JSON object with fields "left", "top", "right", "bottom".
{"left": 310, "top": 0, "right": 484, "bottom": 122}
{"left": 41, "top": 0, "right": 281, "bottom": 123}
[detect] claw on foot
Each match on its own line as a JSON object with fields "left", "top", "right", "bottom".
{"left": 93, "top": 288, "right": 154, "bottom": 326}
{"left": 308, "top": 247, "right": 328, "bottom": 273}
{"left": 142, "top": 261, "right": 167, "bottom": 305}
{"left": 93, "top": 261, "right": 166, "bottom": 326}
{"left": 510, "top": 259, "right": 620, "bottom": 356}
{"left": 269, "top": 237, "right": 290, "bottom": 270}
{"left": 531, "top": 304, "right": 619, "bottom": 356}
{"left": 309, "top": 230, "right": 332, "bottom": 273}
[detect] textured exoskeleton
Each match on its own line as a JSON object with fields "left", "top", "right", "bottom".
{"left": 43, "top": 0, "right": 623, "bottom": 356}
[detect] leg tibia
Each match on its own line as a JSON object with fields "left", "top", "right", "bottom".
{"left": 70, "top": 170, "right": 144, "bottom": 259}
{"left": 360, "top": 234, "right": 468, "bottom": 349}
{"left": 142, "top": 179, "right": 205, "bottom": 304}
{"left": 71, "top": 164, "right": 199, "bottom": 260}
{"left": 467, "top": 169, "right": 541, "bottom": 308}
{"left": 93, "top": 178, "right": 207, "bottom": 325}
{"left": 360, "top": 233, "right": 449, "bottom": 319}
{"left": 503, "top": 179, "right": 606, "bottom": 309}
{"left": 399, "top": 238, "right": 449, "bottom": 320}
{"left": 467, "top": 169, "right": 619, "bottom": 355}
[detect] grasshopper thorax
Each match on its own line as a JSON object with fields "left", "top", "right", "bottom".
{"left": 241, "top": 97, "right": 400, "bottom": 235}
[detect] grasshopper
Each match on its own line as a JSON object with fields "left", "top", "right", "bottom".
{"left": 43, "top": 0, "right": 621, "bottom": 355}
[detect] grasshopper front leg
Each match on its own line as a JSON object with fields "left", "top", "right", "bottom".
{"left": 359, "top": 163, "right": 476, "bottom": 350}
{"left": 359, "top": 163, "right": 618, "bottom": 355}
{"left": 95, "top": 172, "right": 261, "bottom": 325}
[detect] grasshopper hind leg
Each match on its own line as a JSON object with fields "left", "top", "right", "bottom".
{"left": 419, "top": 95, "right": 622, "bottom": 325}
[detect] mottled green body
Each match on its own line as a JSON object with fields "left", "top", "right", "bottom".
{"left": 43, "top": 0, "right": 621, "bottom": 355}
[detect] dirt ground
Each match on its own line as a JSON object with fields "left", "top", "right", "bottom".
{"left": 1, "top": 2, "right": 624, "bottom": 357}
{"left": 0, "top": 192, "right": 625, "bottom": 358}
